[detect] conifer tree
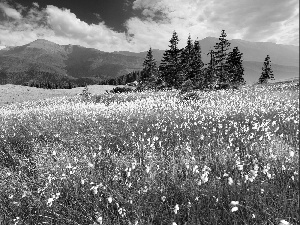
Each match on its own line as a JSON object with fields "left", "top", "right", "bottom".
{"left": 180, "top": 34, "right": 194, "bottom": 82}
{"left": 159, "top": 31, "right": 182, "bottom": 87}
{"left": 226, "top": 47, "right": 245, "bottom": 85}
{"left": 142, "top": 47, "right": 158, "bottom": 84}
{"left": 259, "top": 55, "right": 274, "bottom": 84}
{"left": 214, "top": 30, "right": 231, "bottom": 83}
{"left": 205, "top": 49, "right": 217, "bottom": 88}
{"left": 191, "top": 39, "right": 204, "bottom": 87}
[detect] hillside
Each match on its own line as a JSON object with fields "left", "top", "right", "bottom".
{"left": 0, "top": 38, "right": 298, "bottom": 85}
{"left": 0, "top": 39, "right": 143, "bottom": 85}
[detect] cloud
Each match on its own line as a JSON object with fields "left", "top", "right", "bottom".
{"left": 0, "top": 3, "right": 135, "bottom": 51}
{"left": 0, "top": 2, "right": 22, "bottom": 20}
{"left": 32, "top": 2, "right": 39, "bottom": 8}
{"left": 45, "top": 5, "right": 133, "bottom": 50}
{"left": 0, "top": 0, "right": 298, "bottom": 53}
{"left": 128, "top": 0, "right": 299, "bottom": 47}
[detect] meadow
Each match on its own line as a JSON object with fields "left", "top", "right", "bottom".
{"left": 0, "top": 81, "right": 299, "bottom": 225}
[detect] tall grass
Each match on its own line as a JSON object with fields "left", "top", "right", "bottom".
{"left": 0, "top": 82, "right": 299, "bottom": 225}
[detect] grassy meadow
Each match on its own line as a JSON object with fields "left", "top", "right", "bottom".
{"left": 0, "top": 85, "right": 121, "bottom": 106}
{"left": 0, "top": 81, "right": 299, "bottom": 225}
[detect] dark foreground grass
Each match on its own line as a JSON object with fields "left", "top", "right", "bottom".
{"left": 0, "top": 83, "right": 299, "bottom": 225}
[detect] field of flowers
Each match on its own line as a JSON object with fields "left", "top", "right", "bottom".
{"left": 0, "top": 81, "right": 299, "bottom": 225}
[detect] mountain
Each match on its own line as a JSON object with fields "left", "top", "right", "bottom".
{"left": 0, "top": 38, "right": 298, "bottom": 85}
{"left": 0, "top": 39, "right": 143, "bottom": 85}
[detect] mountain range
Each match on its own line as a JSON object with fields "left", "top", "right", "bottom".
{"left": 0, "top": 38, "right": 298, "bottom": 85}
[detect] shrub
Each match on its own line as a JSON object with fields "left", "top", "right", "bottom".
{"left": 110, "top": 87, "right": 133, "bottom": 94}
{"left": 180, "top": 91, "right": 200, "bottom": 101}
{"left": 180, "top": 79, "right": 194, "bottom": 93}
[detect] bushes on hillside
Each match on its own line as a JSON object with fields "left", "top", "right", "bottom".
{"left": 109, "top": 87, "right": 133, "bottom": 94}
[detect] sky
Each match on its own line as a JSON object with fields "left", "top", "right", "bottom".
{"left": 0, "top": 0, "right": 299, "bottom": 52}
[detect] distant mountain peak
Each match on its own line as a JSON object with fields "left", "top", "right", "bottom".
{"left": 28, "top": 39, "right": 58, "bottom": 47}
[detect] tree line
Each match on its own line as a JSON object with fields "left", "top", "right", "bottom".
{"left": 18, "top": 29, "right": 274, "bottom": 90}
{"left": 103, "top": 29, "right": 275, "bottom": 91}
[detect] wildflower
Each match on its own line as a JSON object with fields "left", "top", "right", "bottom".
{"left": 237, "top": 164, "right": 243, "bottom": 171}
{"left": 174, "top": 204, "right": 179, "bottom": 214}
{"left": 47, "top": 197, "right": 54, "bottom": 207}
{"left": 230, "top": 201, "right": 239, "bottom": 206}
{"left": 279, "top": 220, "right": 291, "bottom": 225}
{"left": 193, "top": 165, "right": 199, "bottom": 173}
{"left": 61, "top": 173, "right": 66, "bottom": 180}
{"left": 118, "top": 207, "right": 126, "bottom": 217}
{"left": 146, "top": 165, "right": 150, "bottom": 173}
{"left": 96, "top": 216, "right": 103, "bottom": 224}
{"left": 228, "top": 177, "right": 234, "bottom": 185}
{"left": 201, "top": 172, "right": 209, "bottom": 183}
{"left": 66, "top": 163, "right": 72, "bottom": 169}
{"left": 231, "top": 207, "right": 238, "bottom": 212}
{"left": 161, "top": 196, "right": 166, "bottom": 202}
{"left": 107, "top": 196, "right": 113, "bottom": 203}
{"left": 91, "top": 186, "right": 98, "bottom": 195}
{"left": 289, "top": 151, "right": 295, "bottom": 157}
{"left": 223, "top": 173, "right": 229, "bottom": 177}
{"left": 172, "top": 222, "right": 177, "bottom": 225}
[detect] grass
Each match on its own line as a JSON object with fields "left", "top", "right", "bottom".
{"left": 0, "top": 81, "right": 299, "bottom": 225}
{"left": 0, "top": 84, "right": 121, "bottom": 106}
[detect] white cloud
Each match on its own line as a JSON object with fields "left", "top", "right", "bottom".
{"left": 128, "top": 0, "right": 299, "bottom": 48}
{"left": 45, "top": 5, "right": 133, "bottom": 51}
{"left": 0, "top": 4, "right": 135, "bottom": 51}
{"left": 128, "top": 0, "right": 299, "bottom": 53}
{"left": 32, "top": 2, "right": 39, "bottom": 8}
{"left": 0, "top": 0, "right": 298, "bottom": 52}
{"left": 0, "top": 2, "right": 22, "bottom": 20}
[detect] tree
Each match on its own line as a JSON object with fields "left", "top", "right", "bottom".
{"left": 142, "top": 47, "right": 158, "bottom": 84}
{"left": 226, "top": 47, "right": 245, "bottom": 85}
{"left": 191, "top": 39, "right": 204, "bottom": 87}
{"left": 180, "top": 34, "right": 193, "bottom": 82}
{"left": 259, "top": 55, "right": 274, "bottom": 84}
{"left": 205, "top": 49, "right": 217, "bottom": 89}
{"left": 180, "top": 35, "right": 205, "bottom": 86}
{"left": 214, "top": 30, "right": 231, "bottom": 83}
{"left": 159, "top": 31, "right": 182, "bottom": 87}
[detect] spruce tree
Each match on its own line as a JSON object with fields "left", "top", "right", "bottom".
{"left": 226, "top": 47, "right": 245, "bottom": 85}
{"left": 205, "top": 49, "right": 217, "bottom": 88}
{"left": 159, "top": 31, "right": 182, "bottom": 87}
{"left": 142, "top": 47, "right": 158, "bottom": 84}
{"left": 191, "top": 39, "right": 204, "bottom": 87}
{"left": 214, "top": 30, "right": 231, "bottom": 83}
{"left": 259, "top": 55, "right": 274, "bottom": 84}
{"left": 180, "top": 34, "right": 194, "bottom": 82}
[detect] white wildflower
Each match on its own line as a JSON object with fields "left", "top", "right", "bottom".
{"left": 231, "top": 206, "right": 238, "bottom": 212}
{"left": 174, "top": 204, "right": 179, "bottom": 214}
{"left": 107, "top": 196, "right": 113, "bottom": 203}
